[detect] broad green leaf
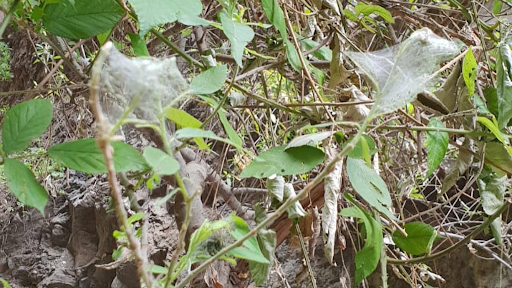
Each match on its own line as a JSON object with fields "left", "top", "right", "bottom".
{"left": 128, "top": 33, "right": 149, "bottom": 57}
{"left": 345, "top": 134, "right": 377, "bottom": 160}
{"left": 166, "top": 108, "right": 207, "bottom": 150}
{"left": 227, "top": 247, "right": 269, "bottom": 264}
{"left": 261, "top": 0, "right": 287, "bottom": 38}
{"left": 129, "top": 0, "right": 210, "bottom": 36}
{"left": 48, "top": 139, "right": 148, "bottom": 173}
{"left": 477, "top": 173, "right": 506, "bottom": 244}
{"left": 284, "top": 39, "right": 303, "bottom": 72}
{"left": 230, "top": 214, "right": 261, "bottom": 252}
{"left": 485, "top": 142, "right": 512, "bottom": 175}
{"left": 355, "top": 3, "right": 394, "bottom": 23}
{"left": 493, "top": 0, "right": 503, "bottom": 14}
{"left": 340, "top": 194, "right": 382, "bottom": 285}
{"left": 190, "top": 65, "right": 228, "bottom": 94}
{"left": 217, "top": 109, "right": 243, "bottom": 149}
{"left": 299, "top": 37, "right": 332, "bottom": 61}
{"left": 285, "top": 131, "right": 332, "bottom": 150}
{"left": 174, "top": 127, "right": 242, "bottom": 150}
{"left": 496, "top": 41, "right": 512, "bottom": 129}
{"left": 143, "top": 147, "right": 180, "bottom": 175}
{"left": 2, "top": 99, "right": 53, "bottom": 154}
{"left": 228, "top": 214, "right": 268, "bottom": 263}
{"left": 478, "top": 116, "right": 507, "bottom": 144}
{"left": 463, "top": 47, "right": 477, "bottom": 96}
{"left": 167, "top": 108, "right": 202, "bottom": 128}
{"left": 346, "top": 157, "right": 395, "bottom": 220}
{"left": 392, "top": 222, "right": 437, "bottom": 255}
{"left": 425, "top": 119, "right": 449, "bottom": 177}
{"left": 346, "top": 28, "right": 459, "bottom": 118}
{"left": 4, "top": 159, "right": 48, "bottom": 215}
{"left": 43, "top": 0, "right": 124, "bottom": 39}
{"left": 240, "top": 145, "right": 324, "bottom": 178}
{"left": 219, "top": 10, "right": 254, "bottom": 67}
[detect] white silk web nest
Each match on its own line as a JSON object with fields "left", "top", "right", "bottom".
{"left": 346, "top": 28, "right": 461, "bottom": 117}
{"left": 98, "top": 47, "right": 189, "bottom": 124}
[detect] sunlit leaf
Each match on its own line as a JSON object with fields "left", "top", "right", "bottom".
{"left": 463, "top": 46, "right": 477, "bottom": 96}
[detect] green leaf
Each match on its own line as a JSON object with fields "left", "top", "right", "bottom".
{"left": 190, "top": 65, "right": 228, "bottom": 94}
{"left": 227, "top": 247, "right": 269, "bottom": 264}
{"left": 478, "top": 116, "right": 507, "bottom": 144}
{"left": 462, "top": 47, "right": 477, "bottom": 96}
{"left": 0, "top": 277, "right": 10, "bottom": 288}
{"left": 284, "top": 39, "right": 303, "bottom": 72}
{"left": 219, "top": 10, "right": 254, "bottom": 67}
{"left": 285, "top": 131, "right": 332, "bottom": 150}
{"left": 346, "top": 28, "right": 459, "bottom": 118}
{"left": 392, "top": 222, "right": 437, "bottom": 255}
{"left": 484, "top": 87, "right": 499, "bottom": 117}
{"left": 128, "top": 33, "right": 149, "bottom": 57}
{"left": 240, "top": 145, "right": 324, "bottom": 178}
{"left": 217, "top": 109, "right": 243, "bottom": 149}
{"left": 143, "top": 147, "right": 180, "bottom": 175}
{"left": 496, "top": 41, "right": 512, "bottom": 129}
{"left": 493, "top": 0, "right": 503, "bottom": 14}
{"left": 129, "top": 0, "right": 210, "bottom": 36}
{"left": 43, "top": 0, "right": 124, "bottom": 39}
{"left": 261, "top": 0, "right": 287, "bottom": 38}
{"left": 340, "top": 194, "right": 382, "bottom": 285}
{"left": 2, "top": 99, "right": 53, "bottom": 154}
{"left": 174, "top": 127, "right": 242, "bottom": 150}
{"left": 228, "top": 214, "right": 269, "bottom": 263}
{"left": 266, "top": 175, "right": 285, "bottom": 202}
{"left": 248, "top": 228, "right": 275, "bottom": 284}
{"left": 346, "top": 157, "right": 395, "bottom": 220}
{"left": 299, "top": 37, "right": 332, "bottom": 61}
{"left": 4, "top": 159, "right": 48, "bottom": 215}
{"left": 127, "top": 212, "right": 145, "bottom": 224}
{"left": 477, "top": 173, "right": 506, "bottom": 244}
{"left": 48, "top": 139, "right": 148, "bottom": 173}
{"left": 485, "top": 142, "right": 512, "bottom": 175}
{"left": 425, "top": 119, "right": 449, "bottom": 177}
{"left": 346, "top": 135, "right": 377, "bottom": 160}
{"left": 355, "top": 3, "right": 394, "bottom": 23}
{"left": 166, "top": 108, "right": 207, "bottom": 150}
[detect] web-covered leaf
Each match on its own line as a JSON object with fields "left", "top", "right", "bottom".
{"left": 98, "top": 47, "right": 189, "bottom": 124}
{"left": 346, "top": 28, "right": 460, "bottom": 118}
